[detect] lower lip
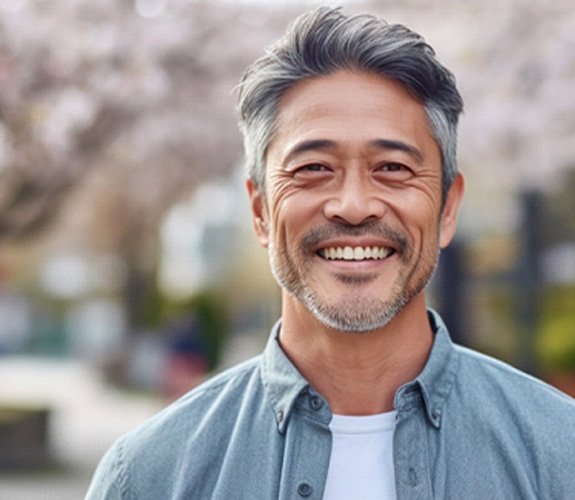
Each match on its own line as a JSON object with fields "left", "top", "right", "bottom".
{"left": 316, "top": 253, "right": 395, "bottom": 271}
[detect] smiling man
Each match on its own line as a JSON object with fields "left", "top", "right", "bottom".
{"left": 247, "top": 69, "right": 463, "bottom": 421}
{"left": 87, "top": 7, "right": 575, "bottom": 500}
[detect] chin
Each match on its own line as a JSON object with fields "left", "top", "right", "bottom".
{"left": 302, "top": 291, "right": 410, "bottom": 333}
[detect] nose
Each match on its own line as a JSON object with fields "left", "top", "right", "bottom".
{"left": 323, "top": 172, "right": 386, "bottom": 226}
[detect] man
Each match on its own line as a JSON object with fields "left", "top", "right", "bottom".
{"left": 87, "top": 7, "right": 575, "bottom": 499}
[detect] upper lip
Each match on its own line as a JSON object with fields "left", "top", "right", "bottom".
{"left": 314, "top": 238, "right": 399, "bottom": 252}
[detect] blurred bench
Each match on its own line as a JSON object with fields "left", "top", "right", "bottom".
{"left": 0, "top": 404, "right": 51, "bottom": 469}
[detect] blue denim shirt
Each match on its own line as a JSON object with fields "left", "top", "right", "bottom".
{"left": 86, "top": 311, "right": 575, "bottom": 499}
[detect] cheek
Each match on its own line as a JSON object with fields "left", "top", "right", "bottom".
{"left": 393, "top": 185, "right": 445, "bottom": 271}
{"left": 387, "top": 189, "right": 443, "bottom": 248}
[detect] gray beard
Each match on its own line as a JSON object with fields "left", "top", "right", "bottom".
{"left": 297, "top": 266, "right": 435, "bottom": 333}
{"left": 268, "top": 222, "right": 439, "bottom": 333}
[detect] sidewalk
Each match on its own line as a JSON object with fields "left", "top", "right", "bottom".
{"left": 0, "top": 357, "right": 161, "bottom": 499}
{"left": 0, "top": 331, "right": 265, "bottom": 499}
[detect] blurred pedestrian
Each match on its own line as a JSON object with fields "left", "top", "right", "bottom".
{"left": 87, "top": 7, "right": 575, "bottom": 499}
{"left": 162, "top": 314, "right": 207, "bottom": 401}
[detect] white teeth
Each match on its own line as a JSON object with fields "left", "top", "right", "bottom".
{"left": 321, "top": 246, "right": 392, "bottom": 261}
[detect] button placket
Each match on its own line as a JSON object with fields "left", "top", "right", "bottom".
{"left": 394, "top": 391, "right": 433, "bottom": 498}
{"left": 276, "top": 395, "right": 332, "bottom": 500}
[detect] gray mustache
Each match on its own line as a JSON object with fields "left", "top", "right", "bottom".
{"left": 300, "top": 221, "right": 411, "bottom": 259}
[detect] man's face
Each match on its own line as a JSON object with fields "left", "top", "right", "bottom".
{"left": 248, "top": 70, "right": 463, "bottom": 332}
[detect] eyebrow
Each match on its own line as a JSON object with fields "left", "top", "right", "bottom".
{"left": 284, "top": 139, "right": 337, "bottom": 162}
{"left": 368, "top": 139, "right": 424, "bottom": 163}
{"left": 284, "top": 138, "right": 424, "bottom": 164}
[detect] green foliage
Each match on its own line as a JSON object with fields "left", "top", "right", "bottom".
{"left": 474, "top": 285, "right": 519, "bottom": 363}
{"left": 162, "top": 290, "right": 230, "bottom": 372}
{"left": 187, "top": 291, "right": 230, "bottom": 371}
{"left": 139, "top": 278, "right": 166, "bottom": 329}
{"left": 538, "top": 285, "right": 575, "bottom": 371}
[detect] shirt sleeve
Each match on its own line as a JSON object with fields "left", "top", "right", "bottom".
{"left": 85, "top": 442, "right": 126, "bottom": 500}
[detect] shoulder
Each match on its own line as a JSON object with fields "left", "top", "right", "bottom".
{"left": 130, "top": 354, "right": 264, "bottom": 443}
{"left": 86, "top": 355, "right": 268, "bottom": 498}
{"left": 452, "top": 345, "right": 575, "bottom": 453}
{"left": 455, "top": 344, "right": 575, "bottom": 412}
{"left": 111, "top": 357, "right": 263, "bottom": 466}
{"left": 450, "top": 345, "right": 575, "bottom": 494}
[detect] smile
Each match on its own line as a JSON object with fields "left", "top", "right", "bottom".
{"left": 318, "top": 246, "right": 394, "bottom": 261}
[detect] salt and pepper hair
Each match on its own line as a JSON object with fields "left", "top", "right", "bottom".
{"left": 236, "top": 6, "right": 464, "bottom": 203}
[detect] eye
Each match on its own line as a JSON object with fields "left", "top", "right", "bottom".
{"left": 379, "top": 162, "right": 407, "bottom": 172}
{"left": 374, "top": 162, "right": 413, "bottom": 180}
{"left": 292, "top": 163, "right": 333, "bottom": 180}
{"left": 296, "top": 163, "right": 330, "bottom": 173}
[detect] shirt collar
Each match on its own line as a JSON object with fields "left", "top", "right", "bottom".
{"left": 261, "top": 310, "right": 459, "bottom": 432}
{"left": 395, "top": 309, "right": 459, "bottom": 428}
{"left": 260, "top": 320, "right": 310, "bottom": 433}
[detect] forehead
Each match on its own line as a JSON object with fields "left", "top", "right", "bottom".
{"left": 268, "top": 70, "right": 438, "bottom": 162}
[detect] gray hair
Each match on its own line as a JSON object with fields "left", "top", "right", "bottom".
{"left": 237, "top": 7, "right": 464, "bottom": 203}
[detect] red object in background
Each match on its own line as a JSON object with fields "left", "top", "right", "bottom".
{"left": 162, "top": 352, "right": 207, "bottom": 402}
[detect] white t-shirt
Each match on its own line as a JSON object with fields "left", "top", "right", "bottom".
{"left": 323, "top": 411, "right": 397, "bottom": 500}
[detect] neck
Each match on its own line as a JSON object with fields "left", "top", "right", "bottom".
{"left": 279, "top": 294, "right": 434, "bottom": 415}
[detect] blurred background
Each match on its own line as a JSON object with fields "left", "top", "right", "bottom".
{"left": 0, "top": 0, "right": 574, "bottom": 497}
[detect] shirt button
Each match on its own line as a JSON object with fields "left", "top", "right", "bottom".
{"left": 309, "top": 396, "right": 323, "bottom": 410}
{"left": 297, "top": 482, "right": 313, "bottom": 497}
{"left": 277, "top": 410, "right": 284, "bottom": 424}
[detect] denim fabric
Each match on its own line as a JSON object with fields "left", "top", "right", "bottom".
{"left": 86, "top": 310, "right": 575, "bottom": 499}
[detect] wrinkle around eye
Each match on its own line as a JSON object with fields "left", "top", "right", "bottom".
{"left": 266, "top": 169, "right": 311, "bottom": 203}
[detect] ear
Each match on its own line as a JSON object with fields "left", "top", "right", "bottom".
{"left": 246, "top": 179, "right": 269, "bottom": 248}
{"left": 439, "top": 173, "right": 465, "bottom": 248}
